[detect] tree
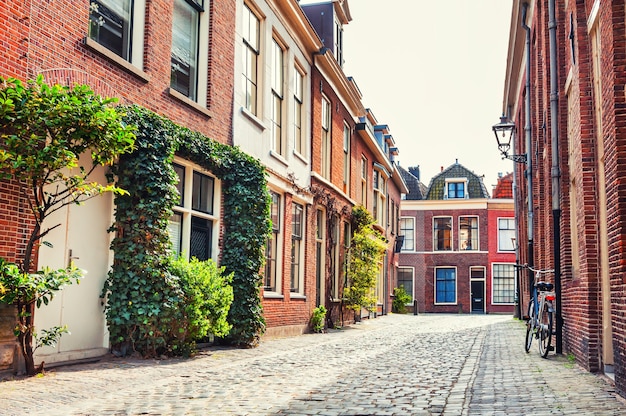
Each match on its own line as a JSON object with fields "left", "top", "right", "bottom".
{"left": 0, "top": 75, "right": 135, "bottom": 375}
{"left": 344, "top": 206, "right": 387, "bottom": 316}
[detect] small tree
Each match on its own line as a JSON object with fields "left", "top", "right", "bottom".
{"left": 344, "top": 206, "right": 387, "bottom": 315}
{"left": 392, "top": 286, "right": 412, "bottom": 314}
{"left": 0, "top": 75, "right": 135, "bottom": 375}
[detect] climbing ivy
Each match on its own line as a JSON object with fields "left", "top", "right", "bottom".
{"left": 103, "top": 106, "right": 270, "bottom": 355}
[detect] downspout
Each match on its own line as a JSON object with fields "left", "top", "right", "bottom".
{"left": 522, "top": 3, "right": 535, "bottom": 291}
{"left": 548, "top": 0, "right": 562, "bottom": 354}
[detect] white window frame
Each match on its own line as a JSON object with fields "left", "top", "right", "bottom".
{"left": 321, "top": 95, "right": 331, "bottom": 178}
{"left": 373, "top": 169, "right": 386, "bottom": 226}
{"left": 270, "top": 37, "right": 285, "bottom": 155}
{"left": 492, "top": 263, "right": 516, "bottom": 305}
{"left": 498, "top": 217, "right": 516, "bottom": 252}
{"left": 397, "top": 267, "right": 414, "bottom": 304}
{"left": 434, "top": 267, "right": 457, "bottom": 305}
{"left": 264, "top": 191, "right": 283, "bottom": 294}
{"left": 168, "top": 158, "right": 220, "bottom": 262}
{"left": 433, "top": 216, "right": 453, "bottom": 251}
{"left": 170, "top": 0, "right": 209, "bottom": 106}
{"left": 290, "top": 202, "right": 305, "bottom": 295}
{"left": 242, "top": 2, "right": 261, "bottom": 115}
{"left": 343, "top": 123, "right": 350, "bottom": 193}
{"left": 87, "top": 0, "right": 146, "bottom": 71}
{"left": 459, "top": 215, "right": 479, "bottom": 251}
{"left": 444, "top": 178, "right": 468, "bottom": 199}
{"left": 360, "top": 156, "right": 368, "bottom": 206}
{"left": 399, "top": 217, "right": 415, "bottom": 252}
{"left": 293, "top": 65, "right": 305, "bottom": 157}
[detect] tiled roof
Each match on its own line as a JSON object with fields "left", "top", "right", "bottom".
{"left": 425, "top": 161, "right": 490, "bottom": 200}
{"left": 397, "top": 165, "right": 426, "bottom": 200}
{"left": 492, "top": 172, "right": 514, "bottom": 199}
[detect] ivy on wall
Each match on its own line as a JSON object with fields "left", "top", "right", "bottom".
{"left": 103, "top": 105, "right": 270, "bottom": 355}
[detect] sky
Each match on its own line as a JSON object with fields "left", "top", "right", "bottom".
{"left": 334, "top": 0, "right": 514, "bottom": 192}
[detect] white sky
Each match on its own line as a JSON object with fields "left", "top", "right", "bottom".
{"left": 322, "top": 0, "right": 514, "bottom": 192}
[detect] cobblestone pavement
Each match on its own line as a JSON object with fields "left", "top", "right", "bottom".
{"left": 1, "top": 314, "right": 625, "bottom": 415}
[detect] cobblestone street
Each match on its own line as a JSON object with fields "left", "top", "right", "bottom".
{"left": 1, "top": 314, "right": 624, "bottom": 415}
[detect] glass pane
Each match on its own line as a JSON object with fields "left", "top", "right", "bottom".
{"left": 171, "top": 0, "right": 199, "bottom": 100}
{"left": 292, "top": 203, "right": 303, "bottom": 238}
{"left": 89, "top": 0, "right": 132, "bottom": 60}
{"left": 270, "top": 193, "right": 280, "bottom": 231}
{"left": 173, "top": 164, "right": 185, "bottom": 206}
{"left": 190, "top": 216, "right": 211, "bottom": 261}
{"left": 167, "top": 213, "right": 183, "bottom": 256}
{"left": 192, "top": 172, "right": 214, "bottom": 214}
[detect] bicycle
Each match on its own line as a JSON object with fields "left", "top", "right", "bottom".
{"left": 523, "top": 266, "right": 556, "bottom": 358}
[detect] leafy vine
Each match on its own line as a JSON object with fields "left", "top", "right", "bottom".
{"left": 103, "top": 105, "right": 270, "bottom": 355}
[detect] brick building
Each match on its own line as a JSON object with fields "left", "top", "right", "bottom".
{"left": 501, "top": 0, "right": 626, "bottom": 395}
{"left": 0, "top": 0, "right": 409, "bottom": 372}
{"left": 398, "top": 162, "right": 516, "bottom": 314}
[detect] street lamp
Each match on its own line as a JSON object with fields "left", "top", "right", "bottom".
{"left": 492, "top": 115, "right": 527, "bottom": 164}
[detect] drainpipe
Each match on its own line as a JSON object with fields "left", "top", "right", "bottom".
{"left": 548, "top": 0, "right": 562, "bottom": 354}
{"left": 522, "top": 3, "right": 535, "bottom": 292}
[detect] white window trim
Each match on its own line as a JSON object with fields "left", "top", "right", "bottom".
{"left": 291, "top": 200, "right": 306, "bottom": 296}
{"left": 264, "top": 189, "right": 283, "bottom": 295}
{"left": 433, "top": 216, "right": 453, "bottom": 252}
{"left": 491, "top": 263, "right": 516, "bottom": 305}
{"left": 397, "top": 266, "right": 415, "bottom": 304}
{"left": 497, "top": 217, "right": 516, "bottom": 253}
{"left": 171, "top": 157, "right": 221, "bottom": 261}
{"left": 444, "top": 178, "right": 469, "bottom": 199}
{"left": 434, "top": 266, "right": 457, "bottom": 305}
{"left": 458, "top": 215, "right": 479, "bottom": 251}
{"left": 399, "top": 217, "right": 415, "bottom": 252}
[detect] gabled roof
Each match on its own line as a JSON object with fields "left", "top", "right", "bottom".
{"left": 397, "top": 165, "right": 427, "bottom": 200}
{"left": 492, "top": 172, "right": 514, "bottom": 199}
{"left": 425, "top": 161, "right": 490, "bottom": 200}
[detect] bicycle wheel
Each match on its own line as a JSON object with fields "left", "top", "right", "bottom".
{"left": 538, "top": 301, "right": 553, "bottom": 358}
{"left": 525, "top": 300, "right": 534, "bottom": 353}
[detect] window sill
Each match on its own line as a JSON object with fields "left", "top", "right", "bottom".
{"left": 240, "top": 107, "right": 267, "bottom": 131}
{"left": 289, "top": 293, "right": 306, "bottom": 300}
{"left": 83, "top": 37, "right": 150, "bottom": 83}
{"left": 269, "top": 150, "right": 289, "bottom": 167}
{"left": 263, "top": 292, "right": 284, "bottom": 300}
{"left": 168, "top": 88, "right": 212, "bottom": 118}
{"left": 293, "top": 150, "right": 309, "bottom": 165}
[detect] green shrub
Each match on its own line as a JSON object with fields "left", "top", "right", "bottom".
{"left": 168, "top": 256, "right": 234, "bottom": 355}
{"left": 310, "top": 305, "right": 327, "bottom": 333}
{"left": 392, "top": 286, "right": 412, "bottom": 314}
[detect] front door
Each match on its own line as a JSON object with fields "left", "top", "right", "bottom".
{"left": 471, "top": 280, "right": 485, "bottom": 313}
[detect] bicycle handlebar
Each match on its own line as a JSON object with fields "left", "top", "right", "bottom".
{"left": 520, "top": 264, "right": 555, "bottom": 274}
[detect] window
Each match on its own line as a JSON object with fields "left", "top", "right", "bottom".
{"left": 446, "top": 181, "right": 465, "bottom": 199}
{"left": 399, "top": 217, "right": 415, "bottom": 251}
{"left": 270, "top": 39, "right": 284, "bottom": 155}
{"left": 342, "top": 220, "right": 351, "bottom": 288}
{"left": 293, "top": 68, "right": 304, "bottom": 155}
{"left": 291, "top": 203, "right": 304, "bottom": 293}
{"left": 433, "top": 217, "right": 452, "bottom": 251}
{"left": 321, "top": 96, "right": 331, "bottom": 178}
{"left": 498, "top": 218, "right": 516, "bottom": 251}
{"left": 373, "top": 170, "right": 386, "bottom": 226}
{"left": 315, "top": 209, "right": 326, "bottom": 306}
{"left": 492, "top": 264, "right": 515, "bottom": 304}
{"left": 459, "top": 216, "right": 478, "bottom": 250}
{"left": 242, "top": 4, "right": 260, "bottom": 115}
{"left": 397, "top": 268, "right": 414, "bottom": 303}
{"left": 333, "top": 18, "right": 344, "bottom": 67}
{"left": 343, "top": 123, "right": 350, "bottom": 193}
{"left": 171, "top": 0, "right": 203, "bottom": 101}
{"left": 331, "top": 215, "right": 340, "bottom": 299}
{"left": 168, "top": 162, "right": 218, "bottom": 261}
{"left": 89, "top": 0, "right": 132, "bottom": 60}
{"left": 360, "top": 156, "right": 368, "bottom": 206}
{"left": 435, "top": 267, "right": 456, "bottom": 304}
{"left": 265, "top": 192, "right": 281, "bottom": 292}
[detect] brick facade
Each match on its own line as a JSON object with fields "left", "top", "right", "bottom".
{"left": 503, "top": 0, "right": 626, "bottom": 396}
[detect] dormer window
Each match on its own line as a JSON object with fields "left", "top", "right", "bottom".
{"left": 445, "top": 179, "right": 468, "bottom": 199}
{"left": 334, "top": 18, "right": 343, "bottom": 67}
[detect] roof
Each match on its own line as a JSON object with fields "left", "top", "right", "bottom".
{"left": 425, "top": 161, "right": 490, "bottom": 200}
{"left": 397, "top": 165, "right": 427, "bottom": 200}
{"left": 492, "top": 172, "right": 514, "bottom": 199}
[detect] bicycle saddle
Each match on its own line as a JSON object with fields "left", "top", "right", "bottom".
{"left": 537, "top": 282, "right": 554, "bottom": 291}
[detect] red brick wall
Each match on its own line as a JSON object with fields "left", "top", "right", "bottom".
{"left": 511, "top": 1, "right": 626, "bottom": 393}
{"left": 13, "top": 0, "right": 235, "bottom": 144}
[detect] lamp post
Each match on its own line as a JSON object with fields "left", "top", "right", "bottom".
{"left": 492, "top": 115, "right": 527, "bottom": 164}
